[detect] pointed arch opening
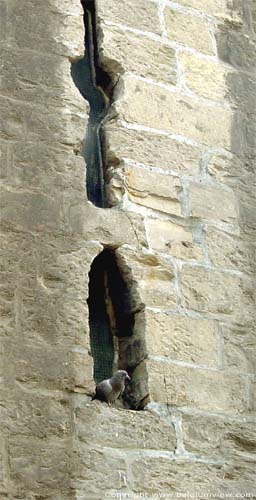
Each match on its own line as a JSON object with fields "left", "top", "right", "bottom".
{"left": 87, "top": 249, "right": 148, "bottom": 409}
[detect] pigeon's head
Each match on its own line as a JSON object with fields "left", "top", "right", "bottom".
{"left": 114, "top": 370, "right": 131, "bottom": 382}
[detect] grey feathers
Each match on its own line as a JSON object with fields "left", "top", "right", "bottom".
{"left": 92, "top": 370, "right": 130, "bottom": 405}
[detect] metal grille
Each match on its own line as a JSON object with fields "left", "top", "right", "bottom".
{"left": 88, "top": 252, "right": 114, "bottom": 383}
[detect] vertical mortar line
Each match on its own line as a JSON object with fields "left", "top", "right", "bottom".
{"left": 217, "top": 322, "right": 225, "bottom": 371}
{"left": 179, "top": 175, "right": 191, "bottom": 219}
{"left": 158, "top": 0, "right": 167, "bottom": 38}
{"left": 175, "top": 48, "right": 187, "bottom": 92}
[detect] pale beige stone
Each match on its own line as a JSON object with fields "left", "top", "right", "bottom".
{"left": 182, "top": 413, "right": 256, "bottom": 458}
{"left": 189, "top": 182, "right": 238, "bottom": 222}
{"left": 117, "top": 247, "right": 177, "bottom": 309}
{"left": 208, "top": 152, "right": 237, "bottom": 182}
{"left": 205, "top": 226, "right": 252, "bottom": 272}
{"left": 180, "top": 265, "right": 255, "bottom": 320}
{"left": 118, "top": 77, "right": 233, "bottom": 148}
{"left": 180, "top": 52, "right": 228, "bottom": 101}
{"left": 105, "top": 122, "right": 201, "bottom": 175}
{"left": 76, "top": 401, "right": 176, "bottom": 450}
{"left": 164, "top": 7, "right": 214, "bottom": 54}
{"left": 145, "top": 309, "right": 220, "bottom": 367}
{"left": 124, "top": 165, "right": 182, "bottom": 216}
{"left": 97, "top": 0, "right": 161, "bottom": 34}
{"left": 131, "top": 456, "right": 254, "bottom": 496}
{"left": 146, "top": 218, "right": 204, "bottom": 260}
{"left": 177, "top": 0, "right": 231, "bottom": 16}
{"left": 101, "top": 27, "right": 177, "bottom": 85}
{"left": 147, "top": 359, "right": 249, "bottom": 414}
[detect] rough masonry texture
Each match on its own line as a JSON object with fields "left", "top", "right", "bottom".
{"left": 0, "top": 0, "right": 255, "bottom": 499}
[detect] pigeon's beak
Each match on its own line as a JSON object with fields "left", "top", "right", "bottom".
{"left": 126, "top": 374, "right": 131, "bottom": 381}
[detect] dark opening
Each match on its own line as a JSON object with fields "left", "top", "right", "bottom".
{"left": 71, "top": 0, "right": 112, "bottom": 207}
{"left": 88, "top": 249, "right": 134, "bottom": 384}
{"left": 87, "top": 250, "right": 147, "bottom": 408}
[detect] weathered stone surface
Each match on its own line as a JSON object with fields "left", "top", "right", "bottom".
{"left": 97, "top": 0, "right": 161, "bottom": 34}
{"left": 75, "top": 448, "right": 128, "bottom": 496}
{"left": 8, "top": 0, "right": 84, "bottom": 58}
{"left": 105, "top": 122, "right": 201, "bottom": 175}
{"left": 182, "top": 412, "right": 256, "bottom": 458}
{"left": 180, "top": 264, "right": 255, "bottom": 319}
{"left": 177, "top": 0, "right": 231, "bottom": 16}
{"left": 118, "top": 77, "right": 233, "bottom": 148}
{"left": 145, "top": 309, "right": 221, "bottom": 367}
{"left": 221, "top": 324, "right": 256, "bottom": 375}
{"left": 131, "top": 455, "right": 256, "bottom": 496}
{"left": 124, "top": 165, "right": 182, "bottom": 216}
{"left": 146, "top": 218, "right": 204, "bottom": 261}
{"left": 164, "top": 7, "right": 214, "bottom": 54}
{"left": 189, "top": 182, "right": 238, "bottom": 222}
{"left": 101, "top": 27, "right": 177, "bottom": 85}
{"left": 9, "top": 437, "right": 71, "bottom": 496}
{"left": 180, "top": 52, "right": 228, "bottom": 101}
{"left": 205, "top": 226, "right": 253, "bottom": 273}
{"left": 76, "top": 401, "right": 176, "bottom": 450}
{"left": 0, "top": 387, "right": 72, "bottom": 439}
{"left": 146, "top": 359, "right": 249, "bottom": 414}
{"left": 117, "top": 247, "right": 177, "bottom": 309}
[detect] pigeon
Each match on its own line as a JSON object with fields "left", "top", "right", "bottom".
{"left": 92, "top": 370, "right": 131, "bottom": 405}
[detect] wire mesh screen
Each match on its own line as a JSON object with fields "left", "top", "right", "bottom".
{"left": 88, "top": 252, "right": 114, "bottom": 383}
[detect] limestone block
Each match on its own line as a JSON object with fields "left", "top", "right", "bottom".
{"left": 144, "top": 309, "right": 220, "bottom": 368}
{"left": 0, "top": 1, "right": 7, "bottom": 42}
{"left": 189, "top": 182, "right": 238, "bottom": 222}
{"left": 97, "top": 0, "right": 161, "bottom": 34}
{"left": 207, "top": 152, "right": 237, "bottom": 182}
{"left": 76, "top": 402, "right": 176, "bottom": 450}
{"left": 164, "top": 7, "right": 214, "bottom": 54}
{"left": 147, "top": 359, "right": 249, "bottom": 414}
{"left": 180, "top": 265, "right": 255, "bottom": 318}
{"left": 205, "top": 226, "right": 252, "bottom": 272}
{"left": 105, "top": 122, "right": 201, "bottom": 175}
{"left": 182, "top": 412, "right": 256, "bottom": 458}
{"left": 124, "top": 165, "right": 182, "bottom": 216}
{"left": 117, "top": 248, "right": 177, "bottom": 309}
{"left": 0, "top": 96, "right": 86, "bottom": 147}
{"left": 9, "top": 437, "right": 71, "bottom": 495}
{"left": 4, "top": 339, "right": 94, "bottom": 394}
{"left": 0, "top": 48, "right": 86, "bottom": 112}
{"left": 180, "top": 52, "right": 228, "bottom": 101}
{"left": 101, "top": 27, "right": 177, "bottom": 84}
{"left": 221, "top": 324, "right": 256, "bottom": 375}
{"left": 177, "top": 0, "right": 231, "bottom": 16}
{"left": 10, "top": 142, "right": 86, "bottom": 194}
{"left": 75, "top": 448, "right": 128, "bottom": 495}
{"left": 146, "top": 218, "right": 204, "bottom": 261}
{"left": 130, "top": 455, "right": 255, "bottom": 496}
{"left": 9, "top": 0, "right": 84, "bottom": 59}
{"left": 118, "top": 77, "right": 232, "bottom": 148}
{"left": 0, "top": 387, "right": 71, "bottom": 439}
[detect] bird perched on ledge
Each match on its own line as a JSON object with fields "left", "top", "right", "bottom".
{"left": 92, "top": 370, "right": 131, "bottom": 405}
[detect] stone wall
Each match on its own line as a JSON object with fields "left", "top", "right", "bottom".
{"left": 0, "top": 0, "right": 255, "bottom": 499}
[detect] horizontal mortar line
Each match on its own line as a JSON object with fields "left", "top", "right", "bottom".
{"left": 148, "top": 355, "right": 221, "bottom": 372}
{"left": 121, "top": 195, "right": 183, "bottom": 220}
{"left": 154, "top": 0, "right": 216, "bottom": 22}
{"left": 145, "top": 305, "right": 245, "bottom": 323}
{"left": 175, "top": 405, "right": 256, "bottom": 422}
{"left": 177, "top": 260, "right": 247, "bottom": 276}
{"left": 100, "top": 446, "right": 224, "bottom": 465}
{"left": 122, "top": 157, "right": 186, "bottom": 177}
{"left": 125, "top": 72, "right": 232, "bottom": 110}
{"left": 119, "top": 121, "right": 202, "bottom": 147}
{"left": 103, "top": 20, "right": 218, "bottom": 60}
